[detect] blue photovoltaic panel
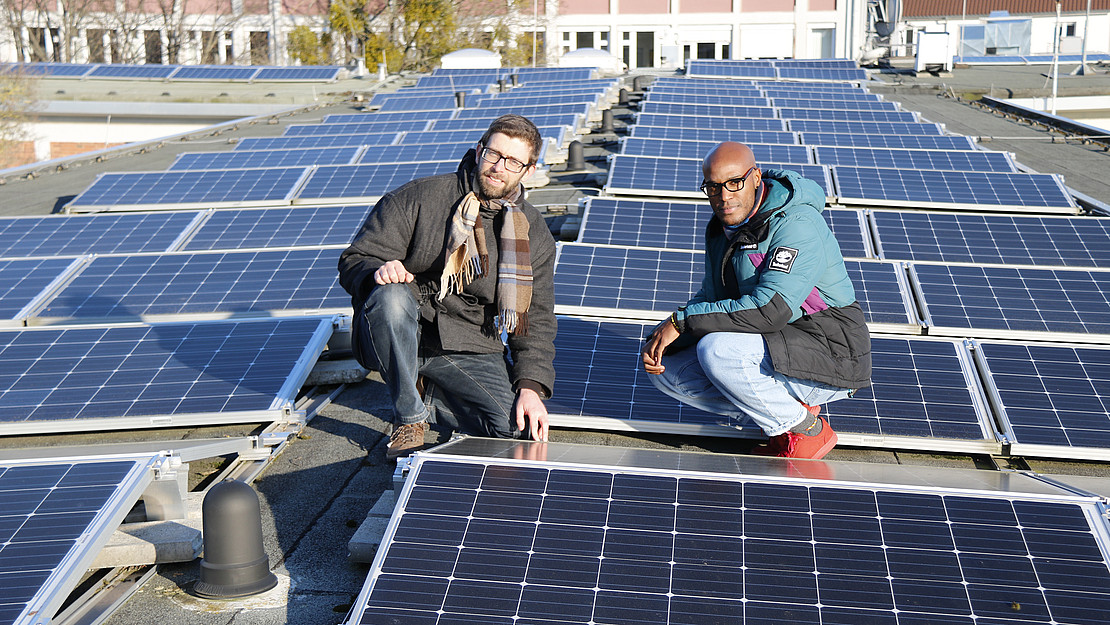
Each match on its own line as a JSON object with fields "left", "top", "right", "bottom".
{"left": 643, "top": 92, "right": 771, "bottom": 106}
{"left": 913, "top": 263, "right": 1110, "bottom": 338}
{"left": 800, "top": 132, "right": 976, "bottom": 150}
{"left": 509, "top": 67, "right": 594, "bottom": 80}
{"left": 367, "top": 91, "right": 458, "bottom": 107}
{"left": 638, "top": 102, "right": 777, "bottom": 118}
{"left": 0, "top": 318, "right": 331, "bottom": 429}
{"left": 636, "top": 113, "right": 787, "bottom": 131}
{"left": 813, "top": 146, "right": 1015, "bottom": 173}
{"left": 234, "top": 133, "right": 399, "bottom": 151}
{"left": 430, "top": 114, "right": 581, "bottom": 131}
{"left": 776, "top": 66, "right": 869, "bottom": 81}
{"left": 355, "top": 452, "right": 1110, "bottom": 624}
{"left": 872, "top": 211, "right": 1110, "bottom": 267}
{"left": 788, "top": 120, "right": 942, "bottom": 135}
{"left": 769, "top": 97, "right": 898, "bottom": 111}
{"left": 455, "top": 104, "right": 590, "bottom": 119}
{"left": 180, "top": 205, "right": 371, "bottom": 251}
{"left": 34, "top": 249, "right": 348, "bottom": 322}
{"left": 686, "top": 60, "right": 778, "bottom": 78}
{"left": 468, "top": 94, "right": 601, "bottom": 108}
{"left": 647, "top": 85, "right": 765, "bottom": 98}
{"left": 358, "top": 142, "right": 474, "bottom": 164}
{"left": 554, "top": 244, "right": 910, "bottom": 326}
{"left": 323, "top": 110, "right": 455, "bottom": 124}
{"left": 606, "top": 155, "right": 830, "bottom": 197}
{"left": 834, "top": 167, "right": 1076, "bottom": 210}
{"left": 170, "top": 65, "right": 258, "bottom": 80}
{"left": 1, "top": 62, "right": 92, "bottom": 77}
{"left": 759, "top": 81, "right": 866, "bottom": 91}
{"left": 0, "top": 457, "right": 151, "bottom": 625}
{"left": 295, "top": 161, "right": 458, "bottom": 202}
{"left": 780, "top": 108, "right": 917, "bottom": 123}
{"left": 252, "top": 66, "right": 342, "bottom": 81}
{"left": 979, "top": 341, "right": 1110, "bottom": 455}
{"left": 396, "top": 129, "right": 485, "bottom": 144}
{"left": 577, "top": 198, "right": 871, "bottom": 259}
{"left": 66, "top": 168, "right": 308, "bottom": 209}
{"left": 775, "top": 59, "right": 859, "bottom": 68}
{"left": 415, "top": 75, "right": 498, "bottom": 88}
{"left": 0, "top": 212, "right": 197, "bottom": 258}
{"left": 764, "top": 89, "right": 880, "bottom": 101}
{"left": 169, "top": 147, "right": 361, "bottom": 170}
{"left": 283, "top": 120, "right": 429, "bottom": 136}
{"left": 0, "top": 258, "right": 77, "bottom": 321}
{"left": 377, "top": 95, "right": 459, "bottom": 112}
{"left": 629, "top": 126, "right": 798, "bottom": 145}
{"left": 622, "top": 138, "right": 812, "bottom": 164}
{"left": 87, "top": 64, "right": 175, "bottom": 79}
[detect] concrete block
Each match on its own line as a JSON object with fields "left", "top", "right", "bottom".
{"left": 92, "top": 518, "right": 202, "bottom": 568}
{"left": 305, "top": 359, "right": 370, "bottom": 386}
{"left": 348, "top": 490, "right": 399, "bottom": 564}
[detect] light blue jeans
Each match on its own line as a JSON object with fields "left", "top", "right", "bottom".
{"left": 649, "top": 332, "right": 852, "bottom": 436}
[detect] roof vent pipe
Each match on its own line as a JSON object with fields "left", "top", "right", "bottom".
{"left": 193, "top": 479, "right": 278, "bottom": 599}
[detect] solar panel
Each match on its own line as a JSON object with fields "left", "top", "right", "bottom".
{"left": 294, "top": 161, "right": 458, "bottom": 204}
{"left": 1, "top": 62, "right": 93, "bottom": 77}
{"left": 366, "top": 91, "right": 461, "bottom": 107}
{"left": 576, "top": 198, "right": 872, "bottom": 259}
{"left": 648, "top": 85, "right": 765, "bottom": 98}
{"left": 813, "top": 146, "right": 1016, "bottom": 172}
{"left": 0, "top": 258, "right": 82, "bottom": 324}
{"left": 352, "top": 445, "right": 1110, "bottom": 624}
{"left": 605, "top": 155, "right": 830, "bottom": 198}
{"left": 170, "top": 65, "right": 259, "bottom": 81}
{"left": 65, "top": 168, "right": 310, "bottom": 211}
{"left": 179, "top": 206, "right": 371, "bottom": 251}
{"left": 430, "top": 114, "right": 582, "bottom": 131}
{"left": 686, "top": 59, "right": 778, "bottom": 78}
{"left": 780, "top": 108, "right": 917, "bottom": 123}
{"left": 283, "top": 120, "right": 430, "bottom": 136}
{"left": 799, "top": 132, "right": 976, "bottom": 150}
{"left": 976, "top": 339, "right": 1110, "bottom": 460}
{"left": 0, "top": 212, "right": 198, "bottom": 258}
{"left": 833, "top": 167, "right": 1077, "bottom": 211}
{"left": 871, "top": 211, "right": 1110, "bottom": 267}
{"left": 0, "top": 455, "right": 156, "bottom": 624}
{"left": 252, "top": 66, "right": 342, "bottom": 81}
{"left": 769, "top": 97, "right": 898, "bottom": 111}
{"left": 31, "top": 248, "right": 349, "bottom": 323}
{"left": 628, "top": 126, "right": 798, "bottom": 145}
{"left": 358, "top": 142, "right": 474, "bottom": 164}
{"left": 635, "top": 113, "right": 787, "bottom": 131}
{"left": 758, "top": 82, "right": 867, "bottom": 93}
{"left": 788, "top": 120, "right": 942, "bottom": 135}
{"left": 553, "top": 243, "right": 915, "bottom": 330}
{"left": 912, "top": 263, "right": 1110, "bottom": 341}
{"left": 639, "top": 102, "right": 778, "bottom": 118}
{"left": 468, "top": 93, "right": 601, "bottom": 109}
{"left": 169, "top": 146, "right": 361, "bottom": 170}
{"left": 763, "top": 89, "right": 881, "bottom": 101}
{"left": 323, "top": 110, "right": 456, "bottom": 124}
{"left": 621, "top": 138, "right": 812, "bottom": 164}
{"left": 0, "top": 317, "right": 334, "bottom": 434}
{"left": 233, "top": 133, "right": 400, "bottom": 151}
{"left": 395, "top": 129, "right": 485, "bottom": 144}
{"left": 415, "top": 75, "right": 497, "bottom": 89}
{"left": 455, "top": 103, "right": 592, "bottom": 119}
{"left": 776, "top": 66, "right": 869, "bottom": 81}
{"left": 87, "top": 64, "right": 176, "bottom": 79}
{"left": 643, "top": 92, "right": 771, "bottom": 106}
{"left": 376, "top": 95, "right": 459, "bottom": 112}
{"left": 775, "top": 59, "right": 859, "bottom": 68}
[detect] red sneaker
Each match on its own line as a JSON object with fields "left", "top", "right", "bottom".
{"left": 752, "top": 405, "right": 838, "bottom": 460}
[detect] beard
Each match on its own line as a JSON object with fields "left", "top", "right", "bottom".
{"left": 476, "top": 168, "right": 521, "bottom": 200}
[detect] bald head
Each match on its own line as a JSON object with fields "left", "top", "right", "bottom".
{"left": 702, "top": 141, "right": 757, "bottom": 176}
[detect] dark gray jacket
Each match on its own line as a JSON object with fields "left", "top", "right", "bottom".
{"left": 338, "top": 151, "right": 557, "bottom": 397}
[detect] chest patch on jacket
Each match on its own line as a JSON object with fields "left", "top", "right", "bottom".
{"left": 768, "top": 247, "right": 799, "bottom": 273}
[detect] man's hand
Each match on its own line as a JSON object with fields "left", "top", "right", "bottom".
{"left": 642, "top": 317, "right": 680, "bottom": 375}
{"left": 514, "top": 388, "right": 549, "bottom": 442}
{"left": 374, "top": 260, "right": 414, "bottom": 285}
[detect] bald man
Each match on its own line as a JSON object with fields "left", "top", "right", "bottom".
{"left": 642, "top": 142, "right": 871, "bottom": 460}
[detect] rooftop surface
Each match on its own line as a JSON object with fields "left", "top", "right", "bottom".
{"left": 1, "top": 62, "right": 1110, "bottom": 625}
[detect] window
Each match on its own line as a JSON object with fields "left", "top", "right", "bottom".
{"left": 577, "top": 32, "right": 594, "bottom": 49}
{"left": 144, "top": 30, "right": 163, "bottom": 64}
{"left": 697, "top": 42, "right": 715, "bottom": 59}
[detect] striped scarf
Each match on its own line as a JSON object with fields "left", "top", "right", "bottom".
{"left": 439, "top": 190, "right": 532, "bottom": 335}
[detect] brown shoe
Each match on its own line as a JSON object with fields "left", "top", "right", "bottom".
{"left": 386, "top": 421, "right": 429, "bottom": 461}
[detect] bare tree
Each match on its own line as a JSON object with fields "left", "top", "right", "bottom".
{"left": 0, "top": 67, "right": 39, "bottom": 169}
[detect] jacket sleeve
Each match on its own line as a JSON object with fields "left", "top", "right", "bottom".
{"left": 337, "top": 191, "right": 418, "bottom": 304}
{"left": 506, "top": 214, "right": 558, "bottom": 398}
{"left": 680, "top": 211, "right": 830, "bottom": 337}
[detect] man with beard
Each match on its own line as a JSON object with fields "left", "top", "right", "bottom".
{"left": 339, "top": 114, "right": 555, "bottom": 460}
{"left": 641, "top": 141, "right": 871, "bottom": 460}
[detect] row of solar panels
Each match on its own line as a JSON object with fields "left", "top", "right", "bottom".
{"left": 685, "top": 58, "right": 870, "bottom": 82}
{"left": 0, "top": 61, "right": 344, "bottom": 81}
{"left": 955, "top": 53, "right": 1110, "bottom": 65}
{"left": 411, "top": 66, "right": 596, "bottom": 89}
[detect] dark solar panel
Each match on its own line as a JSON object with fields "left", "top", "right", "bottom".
{"left": 396, "top": 129, "right": 485, "bottom": 144}
{"left": 871, "top": 211, "right": 1110, "bottom": 267}
{"left": 0, "top": 258, "right": 80, "bottom": 321}
{"left": 323, "top": 110, "right": 455, "bottom": 123}
{"left": 33, "top": 248, "right": 348, "bottom": 322}
{"left": 0, "top": 318, "right": 332, "bottom": 431}
{"left": 430, "top": 114, "right": 581, "bottom": 131}
{"left": 686, "top": 60, "right": 778, "bottom": 78}
{"left": 376, "top": 95, "right": 459, "bottom": 112}
{"left": 0, "top": 457, "right": 151, "bottom": 624}
{"left": 647, "top": 85, "right": 766, "bottom": 98}
{"left": 780, "top": 108, "right": 917, "bottom": 123}
{"left": 2, "top": 62, "right": 92, "bottom": 77}
{"left": 636, "top": 113, "right": 787, "bottom": 131}
{"left": 834, "top": 167, "right": 1076, "bottom": 210}
{"left": 357, "top": 142, "right": 474, "bottom": 164}
{"left": 643, "top": 92, "right": 771, "bottom": 106}
{"left": 180, "top": 206, "right": 371, "bottom": 250}
{"left": 621, "top": 138, "right": 812, "bottom": 163}
{"left": 233, "top": 132, "right": 400, "bottom": 151}
{"left": 355, "top": 453, "right": 1110, "bottom": 624}
{"left": 66, "top": 168, "right": 308, "bottom": 210}
{"left": 295, "top": 162, "right": 458, "bottom": 203}
{"left": 455, "top": 103, "right": 591, "bottom": 119}
{"left": 629, "top": 126, "right": 798, "bottom": 145}
{"left": 87, "top": 64, "right": 176, "bottom": 79}
{"left": 800, "top": 132, "right": 976, "bottom": 150}
{"left": 639, "top": 101, "right": 778, "bottom": 118}
{"left": 763, "top": 89, "right": 881, "bottom": 101}
{"left": 252, "top": 66, "right": 342, "bottom": 81}
{"left": 283, "top": 120, "right": 430, "bottom": 136}
{"left": 813, "top": 146, "right": 1016, "bottom": 172}
{"left": 776, "top": 66, "right": 869, "bottom": 81}
{"left": 769, "top": 97, "right": 898, "bottom": 111}
{"left": 605, "top": 156, "right": 830, "bottom": 197}
{"left": 170, "top": 65, "right": 259, "bottom": 80}
{"left": 0, "top": 212, "right": 197, "bottom": 258}
{"left": 978, "top": 340, "right": 1110, "bottom": 458}
{"left": 913, "top": 263, "right": 1110, "bottom": 338}
{"left": 468, "top": 93, "right": 601, "bottom": 108}
{"left": 169, "top": 147, "right": 361, "bottom": 170}
{"left": 788, "top": 120, "right": 942, "bottom": 135}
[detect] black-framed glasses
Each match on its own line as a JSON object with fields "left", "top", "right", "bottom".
{"left": 478, "top": 145, "right": 531, "bottom": 173}
{"left": 700, "top": 166, "right": 758, "bottom": 196}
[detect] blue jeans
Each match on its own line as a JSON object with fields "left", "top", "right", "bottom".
{"left": 650, "top": 332, "right": 852, "bottom": 436}
{"left": 353, "top": 283, "right": 519, "bottom": 438}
